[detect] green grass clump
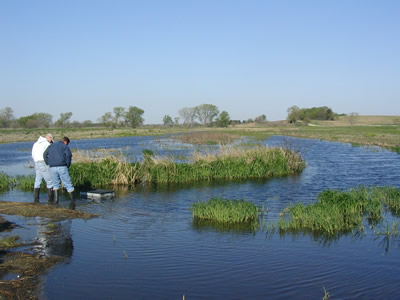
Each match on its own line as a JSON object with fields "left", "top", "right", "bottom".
{"left": 191, "top": 198, "right": 259, "bottom": 223}
{"left": 15, "top": 175, "right": 35, "bottom": 191}
{"left": 278, "top": 186, "right": 400, "bottom": 235}
{"left": 0, "top": 173, "right": 14, "bottom": 191}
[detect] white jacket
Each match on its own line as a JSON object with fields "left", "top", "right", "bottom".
{"left": 32, "top": 136, "right": 51, "bottom": 162}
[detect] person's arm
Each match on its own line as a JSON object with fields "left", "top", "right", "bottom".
{"left": 65, "top": 146, "right": 72, "bottom": 168}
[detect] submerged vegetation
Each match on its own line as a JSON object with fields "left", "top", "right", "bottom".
{"left": 68, "top": 146, "right": 305, "bottom": 188}
{"left": 277, "top": 186, "right": 400, "bottom": 236}
{"left": 191, "top": 198, "right": 259, "bottom": 223}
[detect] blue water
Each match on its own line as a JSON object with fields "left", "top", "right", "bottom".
{"left": 1, "top": 135, "right": 400, "bottom": 299}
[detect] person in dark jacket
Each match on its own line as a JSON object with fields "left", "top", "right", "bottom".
{"left": 44, "top": 136, "right": 75, "bottom": 209}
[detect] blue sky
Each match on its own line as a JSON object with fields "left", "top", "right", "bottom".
{"left": 1, "top": 0, "right": 399, "bottom": 124}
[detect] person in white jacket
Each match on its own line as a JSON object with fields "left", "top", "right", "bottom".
{"left": 32, "top": 134, "right": 54, "bottom": 203}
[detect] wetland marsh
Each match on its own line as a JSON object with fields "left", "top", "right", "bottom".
{"left": 1, "top": 133, "right": 400, "bottom": 299}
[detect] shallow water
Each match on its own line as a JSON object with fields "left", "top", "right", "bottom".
{"left": 1, "top": 135, "right": 400, "bottom": 299}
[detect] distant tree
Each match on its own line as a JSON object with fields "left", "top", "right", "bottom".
{"left": 98, "top": 112, "right": 113, "bottom": 127}
{"left": 71, "top": 121, "right": 81, "bottom": 128}
{"left": 82, "top": 120, "right": 93, "bottom": 127}
{"left": 215, "top": 111, "right": 230, "bottom": 127}
{"left": 125, "top": 106, "right": 144, "bottom": 128}
{"left": 348, "top": 112, "right": 359, "bottom": 125}
{"left": 174, "top": 117, "right": 180, "bottom": 126}
{"left": 255, "top": 114, "right": 267, "bottom": 123}
{"left": 179, "top": 107, "right": 196, "bottom": 126}
{"left": 163, "top": 115, "right": 174, "bottom": 126}
{"left": 0, "top": 107, "right": 15, "bottom": 128}
{"left": 194, "top": 104, "right": 219, "bottom": 126}
{"left": 55, "top": 112, "right": 73, "bottom": 128}
{"left": 287, "top": 106, "right": 337, "bottom": 123}
{"left": 113, "top": 107, "right": 126, "bottom": 127}
{"left": 17, "top": 113, "right": 53, "bottom": 128}
{"left": 287, "top": 105, "right": 301, "bottom": 123}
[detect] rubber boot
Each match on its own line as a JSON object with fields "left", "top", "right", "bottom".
{"left": 54, "top": 189, "right": 59, "bottom": 204}
{"left": 48, "top": 188, "right": 54, "bottom": 203}
{"left": 34, "top": 188, "right": 40, "bottom": 203}
{"left": 68, "top": 191, "right": 75, "bottom": 210}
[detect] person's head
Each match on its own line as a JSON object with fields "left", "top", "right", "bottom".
{"left": 45, "top": 133, "right": 54, "bottom": 143}
{"left": 62, "top": 136, "right": 70, "bottom": 145}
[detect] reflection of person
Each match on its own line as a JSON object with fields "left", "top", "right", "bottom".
{"left": 32, "top": 134, "right": 54, "bottom": 203}
{"left": 44, "top": 136, "right": 75, "bottom": 209}
{"left": 34, "top": 218, "right": 74, "bottom": 258}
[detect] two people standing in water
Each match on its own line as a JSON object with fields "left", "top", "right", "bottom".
{"left": 32, "top": 134, "right": 75, "bottom": 209}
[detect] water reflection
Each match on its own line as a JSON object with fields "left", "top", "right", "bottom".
{"left": 192, "top": 218, "right": 259, "bottom": 235}
{"left": 33, "top": 218, "right": 73, "bottom": 259}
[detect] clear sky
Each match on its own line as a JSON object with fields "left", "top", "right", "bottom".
{"left": 1, "top": 0, "right": 399, "bottom": 124}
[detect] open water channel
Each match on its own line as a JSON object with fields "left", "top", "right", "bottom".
{"left": 1, "top": 135, "right": 400, "bottom": 299}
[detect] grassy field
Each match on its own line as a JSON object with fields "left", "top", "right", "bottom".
{"left": 1, "top": 116, "right": 399, "bottom": 152}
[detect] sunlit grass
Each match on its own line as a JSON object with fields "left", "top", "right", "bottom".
{"left": 0, "top": 172, "right": 15, "bottom": 191}
{"left": 278, "top": 186, "right": 400, "bottom": 235}
{"left": 191, "top": 198, "right": 259, "bottom": 223}
{"left": 67, "top": 146, "right": 305, "bottom": 188}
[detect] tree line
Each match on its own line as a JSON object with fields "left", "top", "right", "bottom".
{"left": 2, "top": 104, "right": 340, "bottom": 129}
{"left": 0, "top": 107, "right": 87, "bottom": 129}
{"left": 286, "top": 105, "right": 338, "bottom": 123}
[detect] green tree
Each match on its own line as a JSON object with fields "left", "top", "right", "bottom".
{"left": 163, "top": 115, "right": 173, "bottom": 126}
{"left": 194, "top": 104, "right": 219, "bottom": 126}
{"left": 215, "top": 111, "right": 230, "bottom": 127}
{"left": 98, "top": 112, "right": 113, "bottom": 127}
{"left": 17, "top": 113, "right": 53, "bottom": 128}
{"left": 0, "top": 107, "right": 15, "bottom": 128}
{"left": 287, "top": 105, "right": 301, "bottom": 123}
{"left": 55, "top": 112, "right": 73, "bottom": 128}
{"left": 113, "top": 107, "right": 126, "bottom": 127}
{"left": 125, "top": 106, "right": 144, "bottom": 128}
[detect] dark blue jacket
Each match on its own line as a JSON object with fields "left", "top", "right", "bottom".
{"left": 44, "top": 141, "right": 72, "bottom": 168}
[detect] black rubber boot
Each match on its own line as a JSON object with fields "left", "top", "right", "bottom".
{"left": 34, "top": 188, "right": 40, "bottom": 203}
{"left": 68, "top": 191, "right": 75, "bottom": 210}
{"left": 54, "top": 189, "right": 59, "bottom": 204}
{"left": 48, "top": 188, "right": 54, "bottom": 203}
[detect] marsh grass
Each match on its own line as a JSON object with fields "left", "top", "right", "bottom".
{"left": 69, "top": 146, "right": 305, "bottom": 188}
{"left": 15, "top": 175, "right": 35, "bottom": 191}
{"left": 0, "top": 173, "right": 15, "bottom": 191}
{"left": 191, "top": 198, "right": 259, "bottom": 223}
{"left": 278, "top": 186, "right": 400, "bottom": 235}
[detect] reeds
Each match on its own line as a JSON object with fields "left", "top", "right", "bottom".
{"left": 0, "top": 173, "right": 15, "bottom": 191}
{"left": 15, "top": 175, "right": 35, "bottom": 191}
{"left": 278, "top": 186, "right": 400, "bottom": 235}
{"left": 68, "top": 146, "right": 305, "bottom": 188}
{"left": 191, "top": 198, "right": 259, "bottom": 223}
